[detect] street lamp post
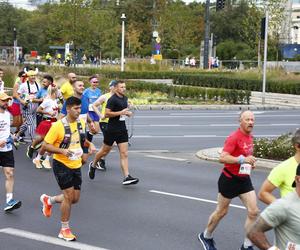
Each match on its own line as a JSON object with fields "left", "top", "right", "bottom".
{"left": 13, "top": 27, "right": 17, "bottom": 67}
{"left": 121, "top": 13, "right": 126, "bottom": 72}
{"left": 203, "top": 0, "right": 210, "bottom": 69}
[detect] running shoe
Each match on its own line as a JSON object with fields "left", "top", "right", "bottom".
{"left": 4, "top": 199, "right": 22, "bottom": 212}
{"left": 122, "top": 175, "right": 139, "bottom": 185}
{"left": 40, "top": 194, "right": 52, "bottom": 218}
{"left": 26, "top": 145, "right": 35, "bottom": 159}
{"left": 198, "top": 232, "right": 217, "bottom": 250}
{"left": 240, "top": 245, "right": 254, "bottom": 250}
{"left": 88, "top": 162, "right": 96, "bottom": 179}
{"left": 42, "top": 159, "right": 52, "bottom": 169}
{"left": 58, "top": 228, "right": 76, "bottom": 241}
{"left": 33, "top": 158, "right": 43, "bottom": 169}
{"left": 96, "top": 159, "right": 106, "bottom": 171}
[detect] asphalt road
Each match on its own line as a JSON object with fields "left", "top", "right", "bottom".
{"left": 0, "top": 109, "right": 297, "bottom": 250}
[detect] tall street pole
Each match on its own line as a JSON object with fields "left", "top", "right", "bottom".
{"left": 203, "top": 0, "right": 210, "bottom": 69}
{"left": 262, "top": 10, "right": 269, "bottom": 105}
{"left": 121, "top": 13, "right": 126, "bottom": 72}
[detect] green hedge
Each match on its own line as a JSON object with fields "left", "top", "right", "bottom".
{"left": 173, "top": 74, "right": 300, "bottom": 95}
{"left": 126, "top": 81, "right": 250, "bottom": 104}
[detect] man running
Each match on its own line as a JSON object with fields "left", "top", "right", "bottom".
{"left": 91, "top": 80, "right": 117, "bottom": 170}
{"left": 198, "top": 110, "right": 258, "bottom": 250}
{"left": 60, "top": 73, "right": 76, "bottom": 100}
{"left": 88, "top": 80, "right": 139, "bottom": 185}
{"left": 258, "top": 129, "right": 300, "bottom": 205}
{"left": 247, "top": 164, "right": 300, "bottom": 250}
{"left": 0, "top": 92, "right": 22, "bottom": 212}
{"left": 40, "top": 96, "right": 95, "bottom": 241}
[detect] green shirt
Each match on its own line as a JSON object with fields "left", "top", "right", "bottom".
{"left": 268, "top": 156, "right": 297, "bottom": 197}
{"left": 261, "top": 192, "right": 300, "bottom": 250}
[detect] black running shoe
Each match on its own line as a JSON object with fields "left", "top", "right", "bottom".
{"left": 26, "top": 145, "right": 35, "bottom": 159}
{"left": 88, "top": 162, "right": 96, "bottom": 180}
{"left": 96, "top": 159, "right": 106, "bottom": 171}
{"left": 122, "top": 175, "right": 139, "bottom": 185}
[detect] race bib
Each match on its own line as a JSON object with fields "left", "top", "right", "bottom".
{"left": 119, "top": 115, "right": 126, "bottom": 121}
{"left": 68, "top": 148, "right": 83, "bottom": 160}
{"left": 238, "top": 163, "right": 252, "bottom": 175}
{"left": 79, "top": 114, "right": 87, "bottom": 122}
{"left": 286, "top": 242, "right": 300, "bottom": 250}
{"left": 88, "top": 104, "right": 94, "bottom": 111}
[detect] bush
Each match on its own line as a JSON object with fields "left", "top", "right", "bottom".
{"left": 254, "top": 133, "right": 295, "bottom": 161}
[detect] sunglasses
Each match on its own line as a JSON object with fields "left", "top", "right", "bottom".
{"left": 92, "top": 81, "right": 99, "bottom": 83}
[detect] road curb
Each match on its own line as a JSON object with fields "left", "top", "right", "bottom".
{"left": 195, "top": 147, "right": 280, "bottom": 170}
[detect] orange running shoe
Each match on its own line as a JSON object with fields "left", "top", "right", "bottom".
{"left": 40, "top": 194, "right": 52, "bottom": 218}
{"left": 58, "top": 228, "right": 76, "bottom": 241}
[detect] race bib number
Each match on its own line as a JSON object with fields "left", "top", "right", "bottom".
{"left": 286, "top": 242, "right": 300, "bottom": 250}
{"left": 68, "top": 148, "right": 83, "bottom": 160}
{"left": 238, "top": 163, "right": 252, "bottom": 175}
{"left": 119, "top": 115, "right": 126, "bottom": 121}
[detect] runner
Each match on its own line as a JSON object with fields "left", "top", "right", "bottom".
{"left": 83, "top": 75, "right": 102, "bottom": 142}
{"left": 198, "top": 110, "right": 258, "bottom": 250}
{"left": 88, "top": 80, "right": 139, "bottom": 185}
{"left": 258, "top": 128, "right": 300, "bottom": 205}
{"left": 60, "top": 80, "right": 96, "bottom": 164}
{"left": 40, "top": 96, "right": 96, "bottom": 241}
{"left": 8, "top": 71, "right": 26, "bottom": 134}
{"left": 0, "top": 92, "right": 22, "bottom": 212}
{"left": 91, "top": 80, "right": 117, "bottom": 170}
{"left": 60, "top": 73, "right": 76, "bottom": 100}
{"left": 28, "top": 84, "right": 59, "bottom": 169}
{"left": 16, "top": 70, "right": 40, "bottom": 140}
{"left": 247, "top": 164, "right": 300, "bottom": 250}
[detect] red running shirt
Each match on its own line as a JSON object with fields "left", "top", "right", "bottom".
{"left": 222, "top": 128, "right": 253, "bottom": 177}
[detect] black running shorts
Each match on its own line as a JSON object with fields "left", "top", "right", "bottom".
{"left": 218, "top": 172, "right": 254, "bottom": 199}
{"left": 103, "top": 130, "right": 128, "bottom": 146}
{"left": 0, "top": 150, "right": 14, "bottom": 168}
{"left": 99, "top": 122, "right": 108, "bottom": 137}
{"left": 52, "top": 159, "right": 82, "bottom": 190}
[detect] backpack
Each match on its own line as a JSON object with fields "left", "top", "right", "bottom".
{"left": 59, "top": 117, "right": 86, "bottom": 149}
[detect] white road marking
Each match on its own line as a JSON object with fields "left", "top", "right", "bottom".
{"left": 149, "top": 190, "right": 246, "bottom": 210}
{"left": 136, "top": 114, "right": 300, "bottom": 118}
{"left": 133, "top": 134, "right": 279, "bottom": 138}
{"left": 169, "top": 111, "right": 265, "bottom": 115}
{"left": 130, "top": 150, "right": 170, "bottom": 153}
{"left": 145, "top": 155, "right": 187, "bottom": 161}
{"left": 0, "top": 227, "right": 109, "bottom": 250}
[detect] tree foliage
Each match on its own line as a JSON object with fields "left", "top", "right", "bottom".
{"left": 0, "top": 0, "right": 285, "bottom": 60}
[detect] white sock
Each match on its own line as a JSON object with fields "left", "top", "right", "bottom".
{"left": 244, "top": 237, "right": 253, "bottom": 247}
{"left": 45, "top": 155, "right": 50, "bottom": 160}
{"left": 6, "top": 193, "right": 13, "bottom": 203}
{"left": 204, "top": 229, "right": 213, "bottom": 239}
{"left": 36, "top": 153, "right": 43, "bottom": 160}
{"left": 49, "top": 196, "right": 56, "bottom": 205}
{"left": 61, "top": 221, "right": 69, "bottom": 229}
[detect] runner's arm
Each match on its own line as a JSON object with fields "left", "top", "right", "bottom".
{"left": 42, "top": 142, "right": 72, "bottom": 157}
{"left": 219, "top": 151, "right": 256, "bottom": 165}
{"left": 105, "top": 108, "right": 132, "bottom": 118}
{"left": 247, "top": 216, "right": 273, "bottom": 250}
{"left": 258, "top": 180, "right": 277, "bottom": 205}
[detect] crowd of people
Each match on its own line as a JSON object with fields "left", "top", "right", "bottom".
{"left": 0, "top": 67, "right": 299, "bottom": 248}
{"left": 0, "top": 67, "right": 138, "bottom": 241}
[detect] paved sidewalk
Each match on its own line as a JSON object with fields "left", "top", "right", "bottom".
{"left": 196, "top": 147, "right": 280, "bottom": 170}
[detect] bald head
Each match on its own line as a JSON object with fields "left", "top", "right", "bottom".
{"left": 239, "top": 110, "right": 255, "bottom": 134}
{"left": 68, "top": 73, "right": 77, "bottom": 84}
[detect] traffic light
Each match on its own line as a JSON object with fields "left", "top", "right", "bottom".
{"left": 216, "top": 0, "right": 226, "bottom": 11}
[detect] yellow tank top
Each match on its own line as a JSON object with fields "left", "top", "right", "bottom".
{"left": 100, "top": 92, "right": 112, "bottom": 123}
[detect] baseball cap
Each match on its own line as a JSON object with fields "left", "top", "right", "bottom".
{"left": 26, "top": 70, "right": 37, "bottom": 76}
{"left": 292, "top": 163, "right": 300, "bottom": 187}
{"left": 108, "top": 80, "right": 118, "bottom": 88}
{"left": 0, "top": 92, "right": 12, "bottom": 101}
